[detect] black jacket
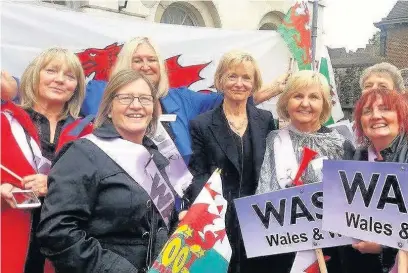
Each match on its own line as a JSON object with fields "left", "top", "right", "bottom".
{"left": 187, "top": 102, "right": 276, "bottom": 273}
{"left": 352, "top": 134, "right": 408, "bottom": 273}
{"left": 37, "top": 122, "right": 174, "bottom": 273}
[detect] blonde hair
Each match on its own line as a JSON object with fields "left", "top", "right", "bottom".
{"left": 19, "top": 48, "right": 85, "bottom": 119}
{"left": 94, "top": 69, "right": 159, "bottom": 136}
{"left": 110, "top": 37, "right": 169, "bottom": 98}
{"left": 360, "top": 62, "right": 405, "bottom": 92}
{"left": 277, "top": 70, "right": 331, "bottom": 124}
{"left": 214, "top": 50, "right": 263, "bottom": 94}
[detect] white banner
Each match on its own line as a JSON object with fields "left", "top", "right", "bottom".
{"left": 1, "top": 1, "right": 294, "bottom": 116}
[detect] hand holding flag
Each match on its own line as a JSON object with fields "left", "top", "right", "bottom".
{"left": 149, "top": 169, "right": 232, "bottom": 273}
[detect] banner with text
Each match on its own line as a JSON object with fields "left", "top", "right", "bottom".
{"left": 234, "top": 183, "right": 354, "bottom": 258}
{"left": 323, "top": 160, "right": 408, "bottom": 250}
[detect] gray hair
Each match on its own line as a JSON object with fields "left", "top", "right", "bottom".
{"left": 360, "top": 62, "right": 405, "bottom": 92}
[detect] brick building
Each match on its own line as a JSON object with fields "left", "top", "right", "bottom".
{"left": 375, "top": 1, "right": 408, "bottom": 70}
{"left": 329, "top": 0, "right": 408, "bottom": 119}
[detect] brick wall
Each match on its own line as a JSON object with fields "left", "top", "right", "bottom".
{"left": 385, "top": 24, "right": 408, "bottom": 69}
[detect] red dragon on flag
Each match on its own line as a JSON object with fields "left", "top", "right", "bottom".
{"left": 76, "top": 43, "right": 212, "bottom": 91}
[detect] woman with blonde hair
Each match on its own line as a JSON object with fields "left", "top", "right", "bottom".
{"left": 82, "top": 36, "right": 286, "bottom": 163}
{"left": 186, "top": 50, "right": 276, "bottom": 273}
{"left": 1, "top": 48, "right": 92, "bottom": 273}
{"left": 255, "top": 70, "right": 385, "bottom": 273}
{"left": 37, "top": 69, "right": 176, "bottom": 273}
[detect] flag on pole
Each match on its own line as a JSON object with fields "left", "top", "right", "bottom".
{"left": 148, "top": 169, "right": 231, "bottom": 273}
{"left": 278, "top": 1, "right": 312, "bottom": 70}
{"left": 319, "top": 47, "right": 344, "bottom": 124}
{"left": 278, "top": 1, "right": 344, "bottom": 124}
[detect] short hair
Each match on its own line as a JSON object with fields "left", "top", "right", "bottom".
{"left": 213, "top": 50, "right": 263, "bottom": 94}
{"left": 94, "top": 69, "right": 158, "bottom": 136}
{"left": 359, "top": 62, "right": 405, "bottom": 92}
{"left": 277, "top": 70, "right": 331, "bottom": 124}
{"left": 110, "top": 37, "right": 169, "bottom": 98}
{"left": 354, "top": 89, "right": 408, "bottom": 145}
{"left": 19, "top": 48, "right": 85, "bottom": 118}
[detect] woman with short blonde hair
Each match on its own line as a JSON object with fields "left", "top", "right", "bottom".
{"left": 277, "top": 70, "right": 331, "bottom": 124}
{"left": 187, "top": 49, "right": 276, "bottom": 273}
{"left": 256, "top": 70, "right": 355, "bottom": 273}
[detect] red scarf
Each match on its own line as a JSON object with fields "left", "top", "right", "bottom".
{"left": 1, "top": 102, "right": 40, "bottom": 273}
{"left": 1, "top": 101, "right": 93, "bottom": 273}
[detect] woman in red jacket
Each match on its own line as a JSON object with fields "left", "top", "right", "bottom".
{"left": 1, "top": 48, "right": 92, "bottom": 273}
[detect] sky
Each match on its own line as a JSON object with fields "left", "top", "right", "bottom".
{"left": 323, "top": 0, "right": 398, "bottom": 51}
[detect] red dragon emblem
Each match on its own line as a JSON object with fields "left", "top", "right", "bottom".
{"left": 282, "top": 2, "right": 312, "bottom": 64}
{"left": 76, "top": 43, "right": 123, "bottom": 81}
{"left": 76, "top": 43, "right": 212, "bottom": 91}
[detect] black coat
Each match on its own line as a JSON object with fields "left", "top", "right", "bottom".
{"left": 351, "top": 134, "right": 408, "bottom": 273}
{"left": 37, "top": 122, "right": 174, "bottom": 273}
{"left": 187, "top": 103, "right": 276, "bottom": 273}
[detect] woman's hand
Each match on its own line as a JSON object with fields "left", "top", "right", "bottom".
{"left": 1, "top": 183, "right": 19, "bottom": 208}
{"left": 22, "top": 174, "right": 48, "bottom": 197}
{"left": 253, "top": 73, "right": 290, "bottom": 104}
{"left": 178, "top": 210, "right": 188, "bottom": 221}
{"left": 1, "top": 70, "right": 18, "bottom": 101}
{"left": 352, "top": 241, "right": 382, "bottom": 254}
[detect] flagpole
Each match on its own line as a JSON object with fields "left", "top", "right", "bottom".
{"left": 398, "top": 250, "right": 408, "bottom": 273}
{"left": 311, "top": 0, "right": 319, "bottom": 71}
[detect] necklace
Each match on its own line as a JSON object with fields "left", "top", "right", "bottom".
{"left": 228, "top": 118, "right": 248, "bottom": 131}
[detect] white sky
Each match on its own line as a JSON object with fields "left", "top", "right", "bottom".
{"left": 323, "top": 0, "right": 398, "bottom": 51}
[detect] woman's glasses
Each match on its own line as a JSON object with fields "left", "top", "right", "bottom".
{"left": 114, "top": 94, "right": 154, "bottom": 106}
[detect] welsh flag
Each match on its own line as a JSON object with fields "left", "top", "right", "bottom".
{"left": 149, "top": 169, "right": 232, "bottom": 273}
{"left": 278, "top": 1, "right": 312, "bottom": 70}
{"left": 290, "top": 250, "right": 330, "bottom": 273}
{"left": 278, "top": 1, "right": 344, "bottom": 124}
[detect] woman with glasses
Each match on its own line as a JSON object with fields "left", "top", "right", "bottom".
{"left": 37, "top": 70, "right": 177, "bottom": 273}
{"left": 186, "top": 50, "right": 276, "bottom": 273}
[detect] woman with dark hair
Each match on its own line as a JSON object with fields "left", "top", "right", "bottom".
{"left": 352, "top": 88, "right": 408, "bottom": 272}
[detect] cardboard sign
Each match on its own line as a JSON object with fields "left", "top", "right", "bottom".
{"left": 234, "top": 183, "right": 354, "bottom": 258}
{"left": 323, "top": 160, "right": 408, "bottom": 250}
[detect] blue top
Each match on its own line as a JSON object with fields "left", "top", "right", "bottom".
{"left": 82, "top": 80, "right": 223, "bottom": 163}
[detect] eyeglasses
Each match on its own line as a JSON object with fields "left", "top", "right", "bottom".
{"left": 114, "top": 94, "right": 154, "bottom": 106}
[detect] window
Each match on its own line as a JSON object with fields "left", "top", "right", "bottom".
{"left": 160, "top": 3, "right": 203, "bottom": 27}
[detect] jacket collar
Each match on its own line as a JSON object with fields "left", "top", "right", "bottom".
{"left": 94, "top": 121, "right": 169, "bottom": 170}
{"left": 379, "top": 134, "right": 407, "bottom": 161}
{"left": 160, "top": 90, "right": 180, "bottom": 114}
{"left": 209, "top": 101, "right": 266, "bottom": 176}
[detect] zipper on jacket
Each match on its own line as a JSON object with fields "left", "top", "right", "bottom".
{"left": 146, "top": 205, "right": 156, "bottom": 270}
{"left": 238, "top": 137, "right": 243, "bottom": 198}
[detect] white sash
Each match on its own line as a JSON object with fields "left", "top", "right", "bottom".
{"left": 274, "top": 129, "right": 299, "bottom": 189}
{"left": 3, "top": 111, "right": 51, "bottom": 174}
{"left": 150, "top": 121, "right": 192, "bottom": 197}
{"left": 274, "top": 128, "right": 327, "bottom": 188}
{"left": 85, "top": 134, "right": 175, "bottom": 227}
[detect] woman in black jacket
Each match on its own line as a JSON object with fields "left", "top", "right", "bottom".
{"left": 187, "top": 50, "right": 276, "bottom": 273}
{"left": 37, "top": 69, "right": 178, "bottom": 273}
{"left": 352, "top": 88, "right": 408, "bottom": 272}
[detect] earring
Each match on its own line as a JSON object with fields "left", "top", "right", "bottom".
{"left": 108, "top": 114, "right": 112, "bottom": 118}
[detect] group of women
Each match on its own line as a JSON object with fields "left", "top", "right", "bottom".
{"left": 1, "top": 36, "right": 406, "bottom": 273}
